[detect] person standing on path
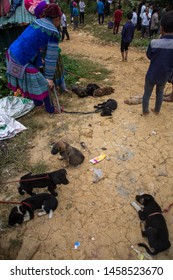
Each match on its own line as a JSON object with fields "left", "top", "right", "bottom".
{"left": 142, "top": 11, "right": 173, "bottom": 115}
{"left": 79, "top": 0, "right": 86, "bottom": 24}
{"left": 120, "top": 12, "right": 135, "bottom": 62}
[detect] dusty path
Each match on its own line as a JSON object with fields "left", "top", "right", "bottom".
{"left": 1, "top": 28, "right": 173, "bottom": 260}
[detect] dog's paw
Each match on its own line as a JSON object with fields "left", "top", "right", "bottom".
{"left": 131, "top": 201, "right": 141, "bottom": 212}
{"left": 49, "top": 210, "right": 53, "bottom": 219}
{"left": 37, "top": 210, "right": 47, "bottom": 217}
{"left": 58, "top": 156, "right": 64, "bottom": 160}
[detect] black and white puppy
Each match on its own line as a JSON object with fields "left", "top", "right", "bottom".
{"left": 131, "top": 194, "right": 171, "bottom": 255}
{"left": 8, "top": 193, "right": 58, "bottom": 226}
{"left": 18, "top": 169, "right": 69, "bottom": 197}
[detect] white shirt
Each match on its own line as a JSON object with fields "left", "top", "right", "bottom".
{"left": 141, "top": 12, "right": 151, "bottom": 26}
{"left": 79, "top": 1, "right": 86, "bottom": 12}
{"left": 61, "top": 14, "right": 67, "bottom": 27}
{"left": 131, "top": 11, "right": 137, "bottom": 26}
{"left": 140, "top": 4, "right": 146, "bottom": 18}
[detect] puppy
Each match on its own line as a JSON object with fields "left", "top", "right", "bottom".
{"left": 51, "top": 141, "right": 85, "bottom": 166}
{"left": 71, "top": 85, "right": 87, "bottom": 98}
{"left": 131, "top": 194, "right": 171, "bottom": 255}
{"left": 93, "top": 87, "right": 114, "bottom": 97}
{"left": 8, "top": 193, "right": 58, "bottom": 226}
{"left": 85, "top": 83, "right": 100, "bottom": 96}
{"left": 94, "top": 99, "right": 118, "bottom": 116}
{"left": 18, "top": 169, "right": 69, "bottom": 197}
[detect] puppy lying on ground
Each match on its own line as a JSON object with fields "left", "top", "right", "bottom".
{"left": 71, "top": 84, "right": 114, "bottom": 98}
{"left": 93, "top": 87, "right": 114, "bottom": 97}
{"left": 71, "top": 85, "right": 87, "bottom": 98}
{"left": 85, "top": 83, "right": 100, "bottom": 96}
{"left": 131, "top": 194, "right": 171, "bottom": 255}
{"left": 18, "top": 169, "right": 69, "bottom": 197}
{"left": 51, "top": 141, "right": 85, "bottom": 166}
{"left": 94, "top": 99, "right": 118, "bottom": 116}
{"left": 8, "top": 193, "right": 58, "bottom": 226}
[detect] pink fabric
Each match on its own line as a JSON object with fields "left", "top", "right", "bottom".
{"left": 0, "top": 0, "right": 10, "bottom": 16}
{"left": 8, "top": 83, "right": 49, "bottom": 100}
{"left": 24, "top": 0, "right": 42, "bottom": 14}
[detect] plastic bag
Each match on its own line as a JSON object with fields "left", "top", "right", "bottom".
{"left": 0, "top": 96, "right": 34, "bottom": 119}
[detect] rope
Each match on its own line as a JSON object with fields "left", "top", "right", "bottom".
{"left": 162, "top": 202, "right": 173, "bottom": 213}
{"left": 63, "top": 109, "right": 98, "bottom": 114}
{"left": 0, "top": 200, "right": 20, "bottom": 205}
{"left": 0, "top": 200, "right": 32, "bottom": 209}
{"left": 1, "top": 175, "right": 49, "bottom": 185}
{"left": 51, "top": 86, "right": 68, "bottom": 141}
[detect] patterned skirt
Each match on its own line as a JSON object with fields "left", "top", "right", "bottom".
{"left": 6, "top": 51, "right": 49, "bottom": 101}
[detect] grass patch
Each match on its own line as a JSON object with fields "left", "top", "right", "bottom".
{"left": 30, "top": 160, "right": 48, "bottom": 174}
{"left": 63, "top": 54, "right": 111, "bottom": 86}
{"left": 0, "top": 113, "right": 44, "bottom": 181}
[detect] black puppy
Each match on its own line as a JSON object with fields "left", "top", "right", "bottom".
{"left": 94, "top": 99, "right": 118, "bottom": 116}
{"left": 8, "top": 193, "right": 58, "bottom": 226}
{"left": 85, "top": 83, "right": 100, "bottom": 96}
{"left": 131, "top": 194, "right": 171, "bottom": 255}
{"left": 18, "top": 169, "right": 69, "bottom": 197}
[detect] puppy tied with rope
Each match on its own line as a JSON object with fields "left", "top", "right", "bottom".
{"left": 0, "top": 193, "right": 58, "bottom": 226}
{"left": 51, "top": 86, "right": 118, "bottom": 116}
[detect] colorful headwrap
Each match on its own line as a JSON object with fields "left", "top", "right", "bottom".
{"left": 73, "top": 2, "right": 77, "bottom": 6}
{"left": 34, "top": 1, "right": 47, "bottom": 18}
{"left": 44, "top": 3, "right": 62, "bottom": 18}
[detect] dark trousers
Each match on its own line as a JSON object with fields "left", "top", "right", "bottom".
{"left": 80, "top": 12, "right": 84, "bottom": 23}
{"left": 113, "top": 22, "right": 120, "bottom": 34}
{"left": 33, "top": 95, "right": 55, "bottom": 113}
{"left": 62, "top": 26, "right": 70, "bottom": 41}
{"left": 98, "top": 13, "right": 104, "bottom": 24}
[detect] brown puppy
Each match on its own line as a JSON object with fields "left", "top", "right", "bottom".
{"left": 93, "top": 87, "right": 114, "bottom": 97}
{"left": 51, "top": 141, "right": 85, "bottom": 166}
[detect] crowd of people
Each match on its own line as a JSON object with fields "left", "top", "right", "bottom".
{"left": 5, "top": 0, "right": 173, "bottom": 116}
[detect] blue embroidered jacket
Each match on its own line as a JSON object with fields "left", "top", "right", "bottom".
{"left": 9, "top": 18, "right": 60, "bottom": 79}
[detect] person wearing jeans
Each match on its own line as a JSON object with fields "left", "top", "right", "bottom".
{"left": 142, "top": 11, "right": 173, "bottom": 115}
{"left": 142, "top": 78, "right": 166, "bottom": 114}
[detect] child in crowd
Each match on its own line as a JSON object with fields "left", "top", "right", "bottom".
{"left": 79, "top": 0, "right": 86, "bottom": 24}
{"left": 72, "top": 2, "right": 79, "bottom": 30}
{"left": 120, "top": 12, "right": 135, "bottom": 62}
{"left": 142, "top": 11, "right": 173, "bottom": 115}
{"left": 97, "top": 0, "right": 104, "bottom": 25}
{"left": 113, "top": 4, "right": 123, "bottom": 34}
{"left": 61, "top": 9, "right": 70, "bottom": 41}
{"left": 131, "top": 7, "right": 137, "bottom": 27}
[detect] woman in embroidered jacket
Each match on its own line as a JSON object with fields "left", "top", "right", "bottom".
{"left": 6, "top": 3, "right": 62, "bottom": 114}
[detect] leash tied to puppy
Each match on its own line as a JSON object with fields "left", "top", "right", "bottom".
{"left": 0, "top": 200, "right": 32, "bottom": 208}
{"left": 1, "top": 175, "right": 49, "bottom": 185}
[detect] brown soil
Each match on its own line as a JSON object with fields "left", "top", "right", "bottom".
{"left": 0, "top": 28, "right": 173, "bottom": 260}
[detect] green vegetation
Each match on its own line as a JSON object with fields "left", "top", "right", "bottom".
{"left": 63, "top": 54, "right": 111, "bottom": 86}
{"left": 0, "top": 53, "right": 111, "bottom": 181}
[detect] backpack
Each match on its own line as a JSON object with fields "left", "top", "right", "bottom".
{"left": 108, "top": 21, "right": 114, "bottom": 29}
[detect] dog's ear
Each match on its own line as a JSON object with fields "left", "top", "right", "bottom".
{"left": 58, "top": 141, "right": 67, "bottom": 153}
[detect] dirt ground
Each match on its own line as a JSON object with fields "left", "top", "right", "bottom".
{"left": 1, "top": 26, "right": 173, "bottom": 260}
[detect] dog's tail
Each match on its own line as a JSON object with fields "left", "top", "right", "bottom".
{"left": 138, "top": 243, "right": 158, "bottom": 255}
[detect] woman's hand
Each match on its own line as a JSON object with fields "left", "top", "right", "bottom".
{"left": 47, "top": 79, "right": 54, "bottom": 89}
